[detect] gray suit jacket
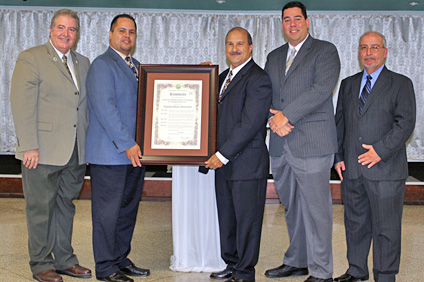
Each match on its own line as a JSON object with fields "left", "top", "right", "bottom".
{"left": 335, "top": 67, "right": 416, "bottom": 180}
{"left": 265, "top": 35, "right": 341, "bottom": 158}
{"left": 10, "top": 42, "right": 90, "bottom": 165}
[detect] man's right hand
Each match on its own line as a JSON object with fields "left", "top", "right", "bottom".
{"left": 23, "top": 149, "right": 39, "bottom": 169}
{"left": 125, "top": 144, "right": 142, "bottom": 167}
{"left": 334, "top": 161, "right": 346, "bottom": 181}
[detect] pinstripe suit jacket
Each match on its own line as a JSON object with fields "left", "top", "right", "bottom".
{"left": 265, "top": 35, "right": 341, "bottom": 158}
{"left": 335, "top": 67, "right": 416, "bottom": 180}
{"left": 10, "top": 42, "right": 90, "bottom": 165}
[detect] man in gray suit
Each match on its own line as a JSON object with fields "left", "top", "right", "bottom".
{"left": 333, "top": 31, "right": 416, "bottom": 282}
{"left": 264, "top": 2, "right": 340, "bottom": 282}
{"left": 10, "top": 9, "right": 91, "bottom": 282}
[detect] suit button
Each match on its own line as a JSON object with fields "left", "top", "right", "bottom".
{"left": 77, "top": 107, "right": 79, "bottom": 111}
{"left": 359, "top": 137, "right": 362, "bottom": 141}
{"left": 75, "top": 91, "right": 79, "bottom": 95}
{"left": 281, "top": 99, "right": 284, "bottom": 103}
{"left": 74, "top": 124, "right": 77, "bottom": 128}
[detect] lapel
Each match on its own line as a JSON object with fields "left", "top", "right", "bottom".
{"left": 360, "top": 66, "right": 389, "bottom": 115}
{"left": 70, "top": 50, "right": 80, "bottom": 90}
{"left": 219, "top": 59, "right": 254, "bottom": 102}
{"left": 349, "top": 72, "right": 362, "bottom": 117}
{"left": 283, "top": 35, "right": 313, "bottom": 82}
{"left": 278, "top": 44, "right": 289, "bottom": 90}
{"left": 46, "top": 42, "right": 75, "bottom": 86}
{"left": 107, "top": 47, "right": 139, "bottom": 83}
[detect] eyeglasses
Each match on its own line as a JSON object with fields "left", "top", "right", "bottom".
{"left": 359, "top": 45, "right": 385, "bottom": 53}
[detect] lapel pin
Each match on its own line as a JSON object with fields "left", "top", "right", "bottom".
{"left": 53, "top": 57, "right": 57, "bottom": 61}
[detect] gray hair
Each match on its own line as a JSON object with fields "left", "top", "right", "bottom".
{"left": 50, "top": 9, "right": 80, "bottom": 32}
{"left": 360, "top": 31, "right": 387, "bottom": 48}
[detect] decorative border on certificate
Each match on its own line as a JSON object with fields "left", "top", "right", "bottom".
{"left": 136, "top": 65, "right": 218, "bottom": 165}
{"left": 151, "top": 80, "right": 202, "bottom": 150}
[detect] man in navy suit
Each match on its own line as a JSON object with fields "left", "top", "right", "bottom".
{"left": 85, "top": 14, "right": 149, "bottom": 282}
{"left": 333, "top": 31, "right": 416, "bottom": 282}
{"left": 264, "top": 2, "right": 340, "bottom": 282}
{"left": 205, "top": 27, "right": 272, "bottom": 282}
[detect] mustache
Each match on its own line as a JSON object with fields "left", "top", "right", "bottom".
{"left": 364, "top": 56, "right": 376, "bottom": 60}
{"left": 229, "top": 51, "right": 242, "bottom": 55}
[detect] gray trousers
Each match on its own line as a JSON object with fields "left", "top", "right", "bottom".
{"left": 342, "top": 177, "right": 405, "bottom": 282}
{"left": 22, "top": 143, "right": 85, "bottom": 274}
{"left": 271, "top": 141, "right": 334, "bottom": 279}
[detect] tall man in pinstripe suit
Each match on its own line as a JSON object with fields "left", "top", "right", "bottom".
{"left": 10, "top": 9, "right": 91, "bottom": 282}
{"left": 264, "top": 2, "right": 340, "bottom": 282}
{"left": 334, "top": 31, "right": 416, "bottom": 282}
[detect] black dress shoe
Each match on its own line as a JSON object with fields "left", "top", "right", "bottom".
{"left": 304, "top": 276, "right": 333, "bottom": 282}
{"left": 210, "top": 268, "right": 233, "bottom": 279}
{"left": 265, "top": 264, "right": 308, "bottom": 278}
{"left": 224, "top": 277, "right": 255, "bottom": 282}
{"left": 120, "top": 263, "right": 150, "bottom": 277}
{"left": 334, "top": 273, "right": 368, "bottom": 282}
{"left": 97, "top": 271, "right": 133, "bottom": 282}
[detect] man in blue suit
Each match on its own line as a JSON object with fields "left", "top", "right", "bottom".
{"left": 206, "top": 27, "right": 272, "bottom": 282}
{"left": 85, "top": 14, "right": 150, "bottom": 282}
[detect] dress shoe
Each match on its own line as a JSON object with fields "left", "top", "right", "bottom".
{"left": 265, "top": 264, "right": 308, "bottom": 278}
{"left": 33, "top": 269, "right": 63, "bottom": 282}
{"left": 120, "top": 263, "right": 150, "bottom": 277}
{"left": 304, "top": 275, "right": 333, "bottom": 282}
{"left": 57, "top": 264, "right": 92, "bottom": 278}
{"left": 97, "top": 271, "right": 134, "bottom": 282}
{"left": 224, "top": 277, "right": 255, "bottom": 282}
{"left": 334, "top": 273, "right": 368, "bottom": 282}
{"left": 210, "top": 268, "right": 233, "bottom": 279}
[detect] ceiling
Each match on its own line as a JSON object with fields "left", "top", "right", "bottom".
{"left": 0, "top": 0, "right": 423, "bottom": 11}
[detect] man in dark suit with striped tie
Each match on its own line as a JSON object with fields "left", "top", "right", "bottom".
{"left": 205, "top": 27, "right": 272, "bottom": 282}
{"left": 334, "top": 31, "right": 416, "bottom": 282}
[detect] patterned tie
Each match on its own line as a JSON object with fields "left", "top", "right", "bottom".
{"left": 62, "top": 55, "right": 73, "bottom": 79}
{"left": 125, "top": 56, "right": 139, "bottom": 81}
{"left": 285, "top": 48, "right": 297, "bottom": 75}
{"left": 219, "top": 70, "right": 233, "bottom": 101}
{"left": 359, "top": 75, "right": 372, "bottom": 113}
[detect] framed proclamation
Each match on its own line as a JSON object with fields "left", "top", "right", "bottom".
{"left": 135, "top": 64, "right": 219, "bottom": 165}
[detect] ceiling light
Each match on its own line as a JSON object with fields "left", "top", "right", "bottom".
{"left": 409, "top": 1, "right": 420, "bottom": 6}
{"left": 216, "top": 0, "right": 226, "bottom": 3}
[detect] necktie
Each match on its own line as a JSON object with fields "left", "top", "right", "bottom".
{"left": 125, "top": 56, "right": 139, "bottom": 81}
{"left": 219, "top": 70, "right": 233, "bottom": 101}
{"left": 359, "top": 75, "right": 372, "bottom": 113}
{"left": 62, "top": 55, "right": 73, "bottom": 79}
{"left": 285, "top": 48, "right": 297, "bottom": 75}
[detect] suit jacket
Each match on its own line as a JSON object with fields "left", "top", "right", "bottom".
{"left": 335, "top": 66, "right": 416, "bottom": 180}
{"left": 217, "top": 59, "right": 272, "bottom": 180}
{"left": 265, "top": 36, "right": 341, "bottom": 158}
{"left": 85, "top": 47, "right": 140, "bottom": 165}
{"left": 10, "top": 42, "right": 90, "bottom": 165}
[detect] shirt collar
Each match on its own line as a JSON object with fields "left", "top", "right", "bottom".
{"left": 111, "top": 46, "right": 133, "bottom": 61}
{"left": 230, "top": 57, "right": 252, "bottom": 78}
{"left": 288, "top": 34, "right": 309, "bottom": 53}
{"left": 50, "top": 40, "right": 71, "bottom": 60}
{"left": 363, "top": 64, "right": 385, "bottom": 81}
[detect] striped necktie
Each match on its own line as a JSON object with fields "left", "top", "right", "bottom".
{"left": 359, "top": 75, "right": 372, "bottom": 113}
{"left": 62, "top": 55, "right": 73, "bottom": 79}
{"left": 285, "top": 48, "right": 297, "bottom": 75}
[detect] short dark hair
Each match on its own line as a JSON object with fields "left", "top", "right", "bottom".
{"left": 226, "top": 27, "right": 253, "bottom": 45}
{"left": 110, "top": 14, "right": 137, "bottom": 31}
{"left": 282, "top": 1, "right": 308, "bottom": 20}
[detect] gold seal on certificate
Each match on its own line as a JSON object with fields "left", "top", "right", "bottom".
{"left": 136, "top": 65, "right": 218, "bottom": 164}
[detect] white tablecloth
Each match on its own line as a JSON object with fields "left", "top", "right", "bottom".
{"left": 170, "top": 166, "right": 226, "bottom": 272}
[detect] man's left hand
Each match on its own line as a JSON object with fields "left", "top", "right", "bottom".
{"left": 358, "top": 144, "right": 381, "bottom": 168}
{"left": 125, "top": 144, "right": 143, "bottom": 167}
{"left": 205, "top": 154, "right": 223, "bottom": 170}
